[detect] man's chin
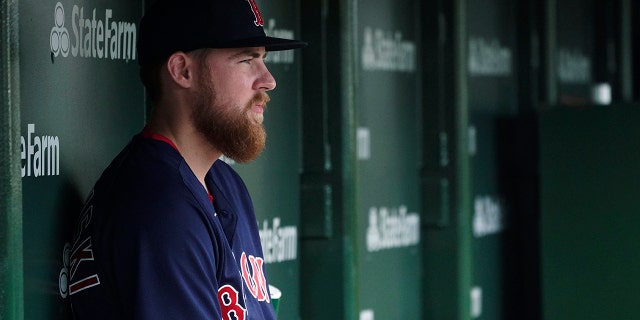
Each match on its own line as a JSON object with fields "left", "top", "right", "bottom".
{"left": 226, "top": 148, "right": 264, "bottom": 163}
{"left": 252, "top": 114, "right": 264, "bottom": 124}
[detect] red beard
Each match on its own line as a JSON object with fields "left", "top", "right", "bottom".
{"left": 192, "top": 72, "right": 269, "bottom": 163}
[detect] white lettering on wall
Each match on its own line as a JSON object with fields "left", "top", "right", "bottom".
{"left": 473, "top": 195, "right": 504, "bottom": 237}
{"left": 50, "top": 2, "right": 137, "bottom": 61}
{"left": 357, "top": 127, "right": 371, "bottom": 160}
{"left": 468, "top": 37, "right": 513, "bottom": 76}
{"left": 557, "top": 48, "right": 591, "bottom": 84}
{"left": 366, "top": 205, "right": 420, "bottom": 252}
{"left": 264, "top": 19, "right": 296, "bottom": 64}
{"left": 361, "top": 27, "right": 416, "bottom": 72}
{"left": 219, "top": 155, "right": 236, "bottom": 165}
{"left": 21, "top": 123, "right": 61, "bottom": 178}
{"left": 360, "top": 309, "right": 375, "bottom": 320}
{"left": 259, "top": 217, "right": 298, "bottom": 263}
{"left": 471, "top": 286, "right": 483, "bottom": 318}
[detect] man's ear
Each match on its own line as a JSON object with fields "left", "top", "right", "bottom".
{"left": 166, "top": 52, "right": 195, "bottom": 89}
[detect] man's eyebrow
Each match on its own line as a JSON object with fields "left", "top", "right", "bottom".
{"left": 229, "top": 49, "right": 267, "bottom": 60}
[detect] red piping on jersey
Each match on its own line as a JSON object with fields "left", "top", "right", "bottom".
{"left": 141, "top": 126, "right": 180, "bottom": 152}
{"left": 141, "top": 126, "right": 214, "bottom": 204}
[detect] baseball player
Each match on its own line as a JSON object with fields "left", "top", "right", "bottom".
{"left": 68, "top": 0, "right": 305, "bottom": 318}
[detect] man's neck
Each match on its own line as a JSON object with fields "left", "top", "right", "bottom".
{"left": 146, "top": 119, "right": 221, "bottom": 191}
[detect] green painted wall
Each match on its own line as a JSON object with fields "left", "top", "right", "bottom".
{"left": 466, "top": 0, "right": 519, "bottom": 319}
{"left": 19, "top": 0, "right": 144, "bottom": 318}
{"left": 1, "top": 0, "right": 24, "bottom": 318}
{"left": 355, "top": 0, "right": 422, "bottom": 318}
{"left": 540, "top": 105, "right": 640, "bottom": 320}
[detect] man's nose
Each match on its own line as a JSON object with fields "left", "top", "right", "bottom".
{"left": 255, "top": 63, "right": 276, "bottom": 91}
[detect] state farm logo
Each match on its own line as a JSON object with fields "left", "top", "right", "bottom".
{"left": 50, "top": 2, "right": 137, "bottom": 61}
{"left": 50, "top": 2, "right": 70, "bottom": 57}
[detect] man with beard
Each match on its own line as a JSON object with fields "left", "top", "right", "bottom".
{"left": 68, "top": 0, "right": 305, "bottom": 319}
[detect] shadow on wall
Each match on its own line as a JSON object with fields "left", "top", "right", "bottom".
{"left": 22, "top": 166, "right": 86, "bottom": 319}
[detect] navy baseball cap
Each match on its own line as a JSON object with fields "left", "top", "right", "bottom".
{"left": 137, "top": 0, "right": 306, "bottom": 65}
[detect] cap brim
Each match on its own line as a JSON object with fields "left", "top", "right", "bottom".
{"left": 264, "top": 37, "right": 308, "bottom": 51}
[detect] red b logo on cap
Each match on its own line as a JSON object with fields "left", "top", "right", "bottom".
{"left": 246, "top": 0, "right": 264, "bottom": 26}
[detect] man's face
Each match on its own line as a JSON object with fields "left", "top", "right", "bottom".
{"left": 191, "top": 47, "right": 276, "bottom": 163}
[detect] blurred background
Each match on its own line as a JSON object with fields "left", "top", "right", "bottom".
{"left": 2, "top": 0, "right": 639, "bottom": 319}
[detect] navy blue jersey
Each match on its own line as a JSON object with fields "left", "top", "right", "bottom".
{"left": 69, "top": 132, "right": 275, "bottom": 320}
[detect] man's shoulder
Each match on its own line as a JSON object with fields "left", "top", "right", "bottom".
{"left": 110, "top": 134, "right": 183, "bottom": 176}
{"left": 89, "top": 136, "right": 208, "bottom": 222}
{"left": 98, "top": 135, "right": 185, "bottom": 191}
